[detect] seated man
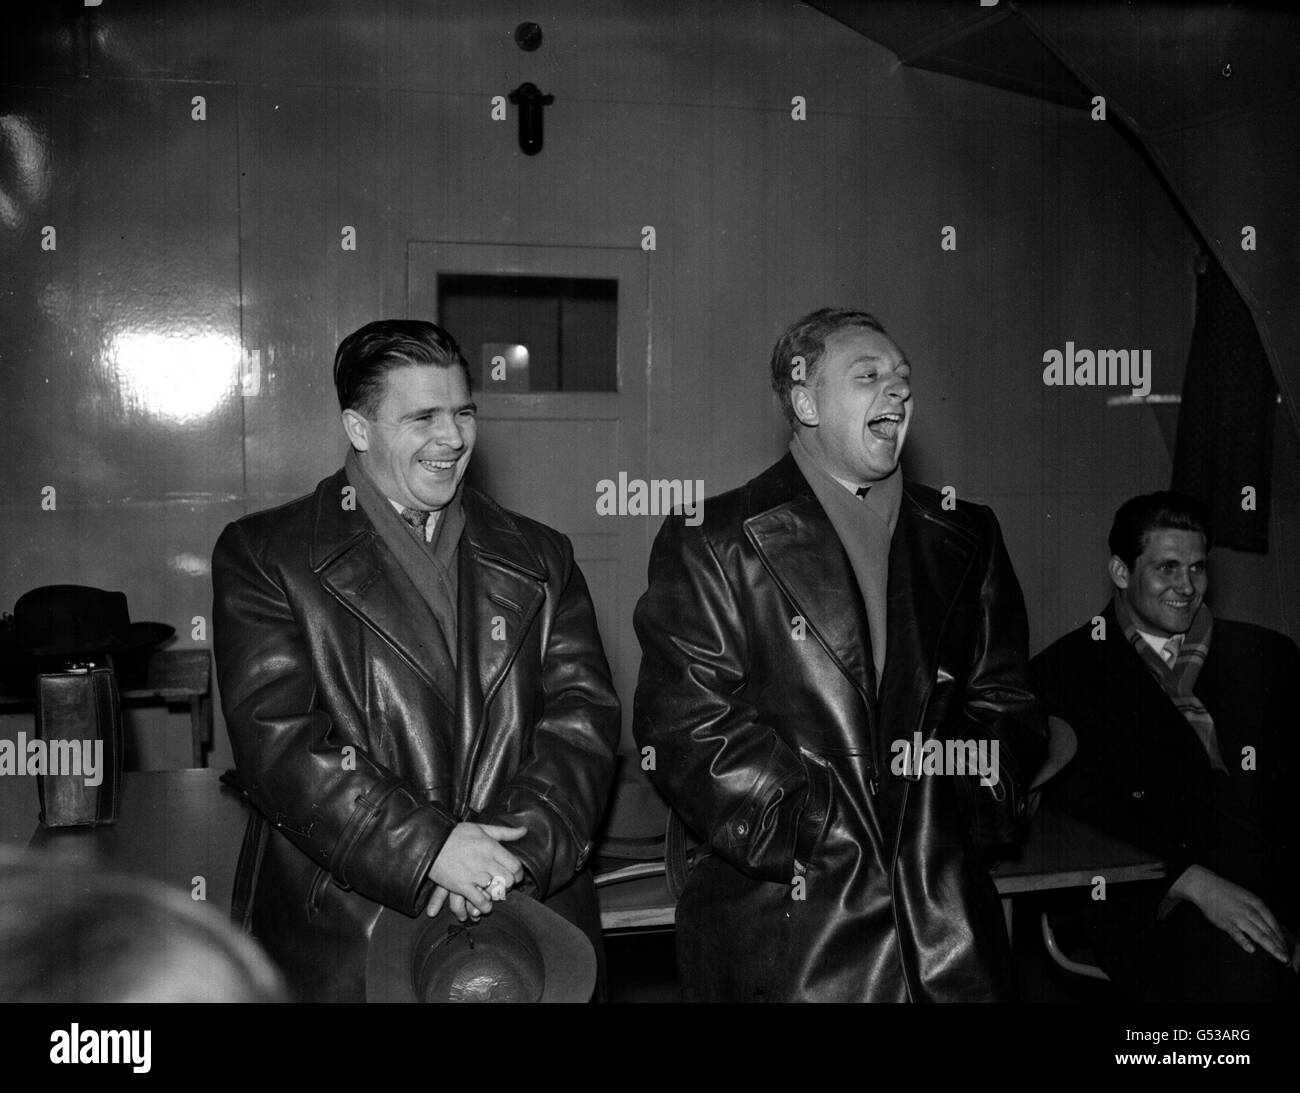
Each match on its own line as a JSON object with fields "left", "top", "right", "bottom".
{"left": 1032, "top": 490, "right": 1299, "bottom": 1002}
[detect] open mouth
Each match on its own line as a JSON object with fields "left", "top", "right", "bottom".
{"left": 867, "top": 411, "right": 904, "bottom": 441}
{"left": 1163, "top": 599, "right": 1194, "bottom": 610}
{"left": 418, "top": 457, "right": 458, "bottom": 474}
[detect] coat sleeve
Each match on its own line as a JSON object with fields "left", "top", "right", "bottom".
{"left": 212, "top": 520, "right": 455, "bottom": 916}
{"left": 957, "top": 508, "right": 1047, "bottom": 856}
{"left": 632, "top": 515, "right": 823, "bottom": 885}
{"left": 475, "top": 539, "right": 621, "bottom": 900}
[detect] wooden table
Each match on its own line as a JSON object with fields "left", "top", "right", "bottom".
{"left": 0, "top": 648, "right": 213, "bottom": 768}
{"left": 0, "top": 771, "right": 1164, "bottom": 941}
{"left": 0, "top": 769, "right": 243, "bottom": 907}
{"left": 990, "top": 804, "right": 1165, "bottom": 893}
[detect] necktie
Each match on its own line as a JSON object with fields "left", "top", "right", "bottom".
{"left": 398, "top": 506, "right": 430, "bottom": 534}
{"left": 1159, "top": 634, "right": 1182, "bottom": 668}
{"left": 855, "top": 485, "right": 871, "bottom": 500}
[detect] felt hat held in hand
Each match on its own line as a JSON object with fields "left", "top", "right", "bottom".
{"left": 366, "top": 889, "right": 596, "bottom": 1003}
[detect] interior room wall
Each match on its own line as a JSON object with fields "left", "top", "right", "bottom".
{"left": 1, "top": 1, "right": 1222, "bottom": 770}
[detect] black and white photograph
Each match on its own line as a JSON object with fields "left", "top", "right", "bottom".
{"left": 0, "top": 0, "right": 1296, "bottom": 1069}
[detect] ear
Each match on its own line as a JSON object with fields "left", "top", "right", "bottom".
{"left": 791, "top": 385, "right": 819, "bottom": 427}
{"left": 1107, "top": 555, "right": 1130, "bottom": 590}
{"left": 341, "top": 409, "right": 371, "bottom": 452}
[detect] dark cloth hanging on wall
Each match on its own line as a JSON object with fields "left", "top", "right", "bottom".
{"left": 1172, "top": 255, "right": 1276, "bottom": 553}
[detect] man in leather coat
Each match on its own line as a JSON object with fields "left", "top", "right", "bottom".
{"left": 633, "top": 308, "right": 1045, "bottom": 1001}
{"left": 212, "top": 320, "right": 620, "bottom": 1002}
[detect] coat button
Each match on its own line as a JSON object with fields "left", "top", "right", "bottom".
{"left": 1131, "top": 790, "right": 1144, "bottom": 799}
{"left": 734, "top": 820, "right": 749, "bottom": 838}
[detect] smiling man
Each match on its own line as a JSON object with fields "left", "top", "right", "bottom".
{"left": 1032, "top": 491, "right": 1300, "bottom": 1001}
{"left": 212, "top": 320, "right": 619, "bottom": 1001}
{"left": 633, "top": 308, "right": 1044, "bottom": 1001}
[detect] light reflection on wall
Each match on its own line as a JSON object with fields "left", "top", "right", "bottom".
{"left": 108, "top": 330, "right": 237, "bottom": 422}
{"left": 0, "top": 113, "right": 50, "bottom": 229}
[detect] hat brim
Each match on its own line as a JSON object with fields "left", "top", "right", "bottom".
{"left": 1029, "top": 715, "right": 1078, "bottom": 791}
{"left": 109, "top": 622, "right": 176, "bottom": 655}
{"left": 24, "top": 622, "right": 174, "bottom": 660}
{"left": 366, "top": 889, "right": 596, "bottom": 1003}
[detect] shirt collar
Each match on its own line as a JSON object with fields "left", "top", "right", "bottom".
{"left": 387, "top": 497, "right": 440, "bottom": 542}
{"left": 1136, "top": 629, "right": 1175, "bottom": 655}
{"left": 344, "top": 448, "right": 443, "bottom": 543}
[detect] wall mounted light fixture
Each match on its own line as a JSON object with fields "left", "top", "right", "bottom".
{"left": 508, "top": 82, "right": 554, "bottom": 155}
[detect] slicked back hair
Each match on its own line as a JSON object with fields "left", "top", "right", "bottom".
{"left": 334, "top": 319, "right": 472, "bottom": 417}
{"left": 1108, "top": 490, "right": 1213, "bottom": 568}
{"left": 769, "top": 308, "right": 889, "bottom": 427}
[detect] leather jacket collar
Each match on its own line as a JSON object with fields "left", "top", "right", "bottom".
{"left": 742, "top": 453, "right": 980, "bottom": 761}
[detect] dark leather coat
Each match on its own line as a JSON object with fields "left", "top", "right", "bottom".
{"left": 212, "top": 468, "right": 620, "bottom": 1001}
{"left": 633, "top": 454, "right": 1045, "bottom": 1001}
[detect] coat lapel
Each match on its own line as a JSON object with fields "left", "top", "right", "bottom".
{"left": 1100, "top": 602, "right": 1216, "bottom": 778}
{"left": 310, "top": 470, "right": 457, "bottom": 714}
{"left": 878, "top": 495, "right": 978, "bottom": 762}
{"left": 745, "top": 459, "right": 878, "bottom": 712}
{"left": 452, "top": 489, "right": 548, "bottom": 813}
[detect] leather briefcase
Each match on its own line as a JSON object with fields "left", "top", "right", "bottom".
{"left": 33, "top": 663, "right": 124, "bottom": 827}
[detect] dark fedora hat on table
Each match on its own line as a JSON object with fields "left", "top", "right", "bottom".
{"left": 1, "top": 586, "right": 175, "bottom": 694}
{"left": 14, "top": 585, "right": 174, "bottom": 660}
{"left": 366, "top": 889, "right": 596, "bottom": 1003}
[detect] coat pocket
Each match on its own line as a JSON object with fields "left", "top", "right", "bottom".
{"left": 305, "top": 865, "right": 330, "bottom": 922}
{"left": 957, "top": 763, "right": 1021, "bottom": 860}
{"left": 794, "top": 748, "right": 835, "bottom": 868}
{"left": 231, "top": 811, "right": 269, "bottom": 932}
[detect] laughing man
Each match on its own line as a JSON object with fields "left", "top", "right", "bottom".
{"left": 213, "top": 319, "right": 619, "bottom": 1001}
{"left": 633, "top": 307, "right": 1045, "bottom": 1001}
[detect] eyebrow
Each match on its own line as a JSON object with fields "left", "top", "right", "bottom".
{"left": 850, "top": 355, "right": 910, "bottom": 368}
{"left": 396, "top": 400, "right": 477, "bottom": 422}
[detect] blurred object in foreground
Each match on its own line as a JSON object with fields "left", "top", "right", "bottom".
{"left": 0, "top": 852, "right": 286, "bottom": 1002}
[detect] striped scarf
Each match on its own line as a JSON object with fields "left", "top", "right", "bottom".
{"left": 1113, "top": 592, "right": 1228, "bottom": 772}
